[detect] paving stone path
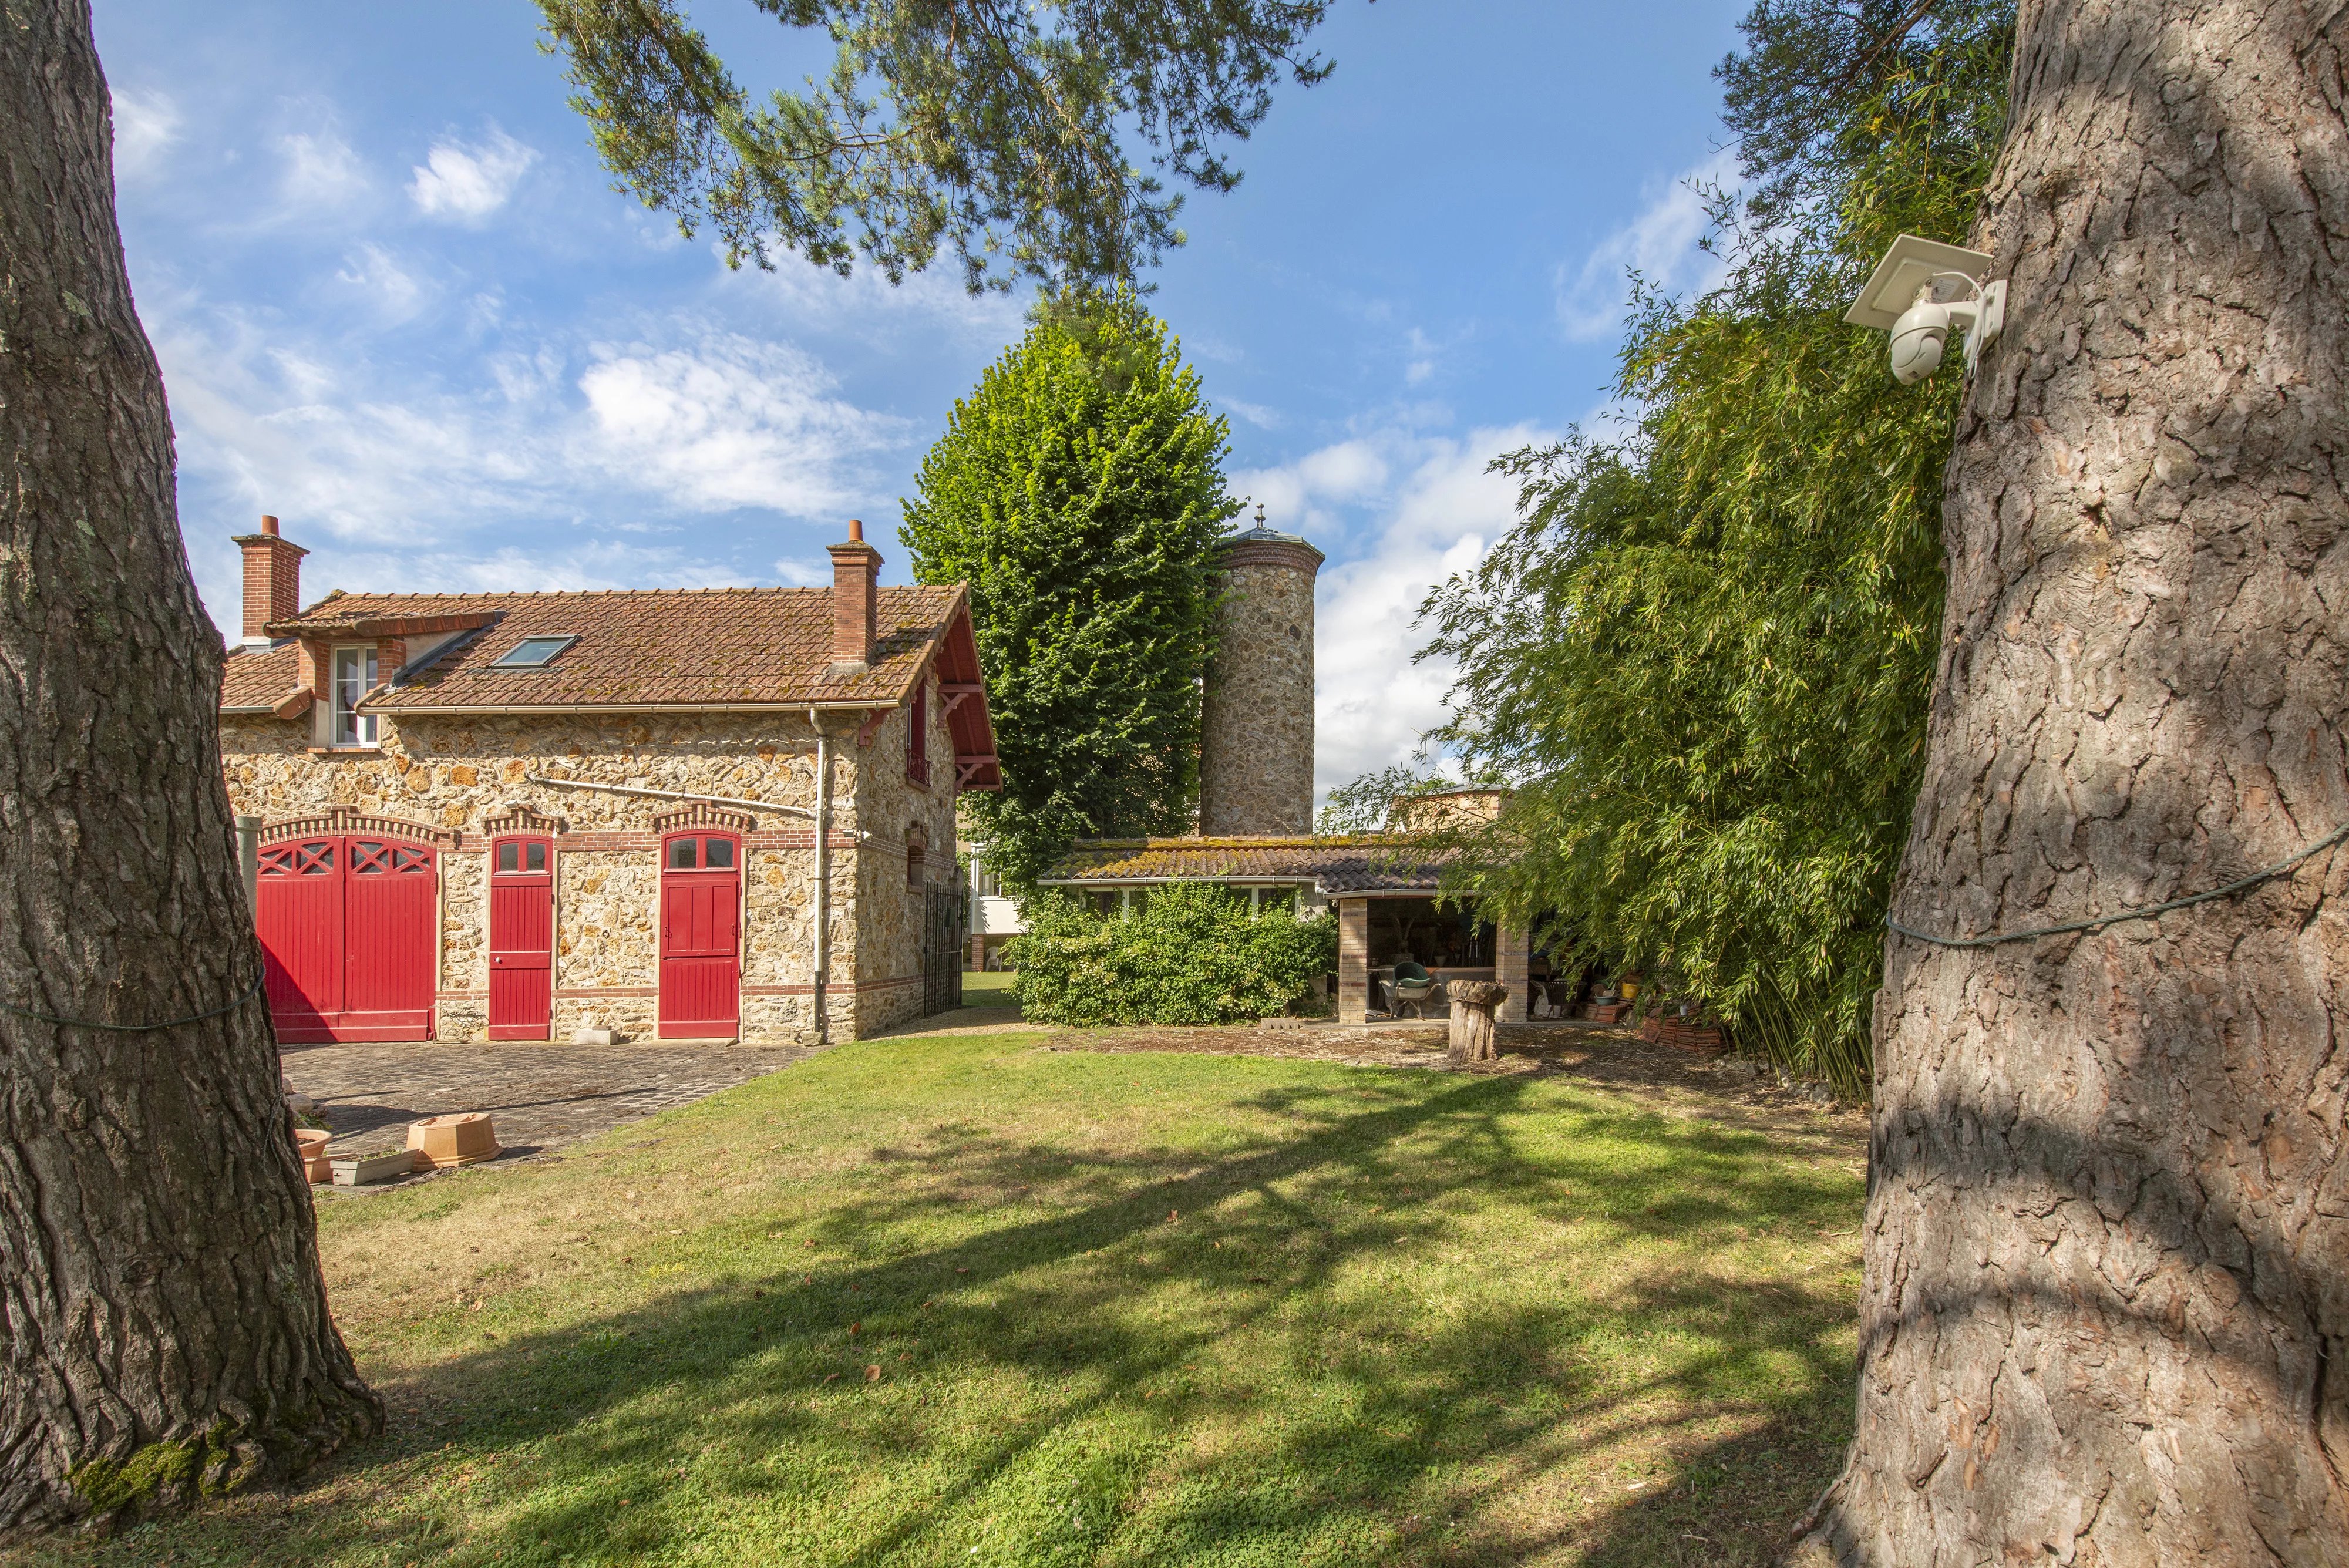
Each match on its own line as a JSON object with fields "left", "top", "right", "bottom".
{"left": 280, "top": 1040, "right": 826, "bottom": 1170}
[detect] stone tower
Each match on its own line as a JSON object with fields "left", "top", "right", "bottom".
{"left": 1198, "top": 508, "right": 1323, "bottom": 835}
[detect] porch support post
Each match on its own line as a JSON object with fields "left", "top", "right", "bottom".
{"left": 1338, "top": 897, "right": 1371, "bottom": 1024}
{"left": 1497, "top": 923, "right": 1530, "bottom": 1023}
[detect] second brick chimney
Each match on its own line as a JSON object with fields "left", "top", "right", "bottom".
{"left": 827, "top": 519, "right": 883, "bottom": 671}
{"left": 231, "top": 514, "right": 308, "bottom": 646}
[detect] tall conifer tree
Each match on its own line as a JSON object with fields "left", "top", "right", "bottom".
{"left": 901, "top": 296, "right": 1238, "bottom": 889}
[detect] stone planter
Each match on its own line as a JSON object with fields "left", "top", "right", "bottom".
{"left": 331, "top": 1150, "right": 416, "bottom": 1186}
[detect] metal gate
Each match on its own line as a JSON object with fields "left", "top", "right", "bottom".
{"left": 921, "top": 880, "right": 965, "bottom": 1017}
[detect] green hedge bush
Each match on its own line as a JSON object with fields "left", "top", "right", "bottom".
{"left": 1008, "top": 883, "right": 1337, "bottom": 1026}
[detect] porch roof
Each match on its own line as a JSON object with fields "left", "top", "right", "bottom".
{"left": 1039, "top": 835, "right": 1449, "bottom": 895}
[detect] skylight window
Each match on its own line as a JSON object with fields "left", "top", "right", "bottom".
{"left": 493, "top": 635, "right": 577, "bottom": 669}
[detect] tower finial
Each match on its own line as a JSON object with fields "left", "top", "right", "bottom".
{"left": 1254, "top": 500, "right": 1266, "bottom": 526}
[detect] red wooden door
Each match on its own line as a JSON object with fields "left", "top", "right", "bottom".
{"left": 255, "top": 833, "right": 436, "bottom": 1042}
{"left": 659, "top": 833, "right": 740, "bottom": 1038}
{"left": 488, "top": 837, "right": 553, "bottom": 1040}
{"left": 338, "top": 839, "right": 438, "bottom": 1039}
{"left": 257, "top": 838, "right": 344, "bottom": 1042}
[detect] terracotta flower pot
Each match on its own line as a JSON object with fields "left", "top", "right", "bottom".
{"left": 294, "top": 1127, "right": 332, "bottom": 1185}
{"left": 406, "top": 1112, "right": 500, "bottom": 1170}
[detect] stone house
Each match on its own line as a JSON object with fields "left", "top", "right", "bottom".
{"left": 217, "top": 516, "right": 999, "bottom": 1046}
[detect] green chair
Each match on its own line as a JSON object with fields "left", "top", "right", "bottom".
{"left": 1385, "top": 960, "right": 1438, "bottom": 1018}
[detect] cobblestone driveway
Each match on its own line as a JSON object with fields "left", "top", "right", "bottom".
{"left": 280, "top": 1040, "right": 824, "bottom": 1170}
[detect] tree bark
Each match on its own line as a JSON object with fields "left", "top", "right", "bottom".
{"left": 1801, "top": 1, "right": 2349, "bottom": 1562}
{"left": 0, "top": 0, "right": 380, "bottom": 1539}
{"left": 1446, "top": 980, "right": 1505, "bottom": 1063}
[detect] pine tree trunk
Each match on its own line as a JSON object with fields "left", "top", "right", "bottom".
{"left": 0, "top": 0, "right": 381, "bottom": 1538}
{"left": 1800, "top": 1, "right": 2349, "bottom": 1562}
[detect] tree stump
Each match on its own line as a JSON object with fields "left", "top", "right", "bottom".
{"left": 1446, "top": 980, "right": 1508, "bottom": 1064}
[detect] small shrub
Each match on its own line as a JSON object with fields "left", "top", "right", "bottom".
{"left": 1008, "top": 883, "right": 1337, "bottom": 1026}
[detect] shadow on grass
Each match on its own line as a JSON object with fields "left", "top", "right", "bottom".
{"left": 53, "top": 1067, "right": 1859, "bottom": 1567}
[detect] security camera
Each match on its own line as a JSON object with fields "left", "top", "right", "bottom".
{"left": 1888, "top": 295, "right": 1951, "bottom": 385}
{"left": 1846, "top": 235, "right": 2007, "bottom": 385}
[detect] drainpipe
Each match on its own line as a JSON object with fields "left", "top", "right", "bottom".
{"left": 234, "top": 815, "right": 261, "bottom": 917}
{"left": 810, "top": 708, "right": 830, "bottom": 1047}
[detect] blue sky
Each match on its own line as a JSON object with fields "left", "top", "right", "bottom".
{"left": 99, "top": 0, "right": 1747, "bottom": 803}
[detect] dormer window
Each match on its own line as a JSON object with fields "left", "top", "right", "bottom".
{"left": 331, "top": 647, "right": 378, "bottom": 746}
{"left": 493, "top": 635, "right": 577, "bottom": 668}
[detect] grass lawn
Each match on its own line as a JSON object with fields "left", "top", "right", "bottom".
{"left": 15, "top": 1032, "right": 1864, "bottom": 1567}
{"left": 960, "top": 970, "right": 1019, "bottom": 1007}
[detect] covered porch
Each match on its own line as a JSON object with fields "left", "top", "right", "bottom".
{"left": 1036, "top": 833, "right": 1545, "bottom": 1027}
{"left": 1331, "top": 893, "right": 1534, "bottom": 1025}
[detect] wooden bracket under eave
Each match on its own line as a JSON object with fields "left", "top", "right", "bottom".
{"left": 272, "top": 688, "right": 315, "bottom": 721}
{"left": 855, "top": 708, "right": 890, "bottom": 748}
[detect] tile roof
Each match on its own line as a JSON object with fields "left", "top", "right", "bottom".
{"left": 237, "top": 585, "right": 971, "bottom": 711}
{"left": 219, "top": 641, "right": 304, "bottom": 712}
{"left": 1041, "top": 835, "right": 1449, "bottom": 893}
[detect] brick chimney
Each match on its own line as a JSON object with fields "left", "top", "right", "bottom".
{"left": 231, "top": 513, "right": 308, "bottom": 647}
{"left": 826, "top": 519, "right": 883, "bottom": 671}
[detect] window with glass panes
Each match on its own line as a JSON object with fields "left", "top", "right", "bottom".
{"left": 332, "top": 646, "right": 378, "bottom": 746}
{"left": 665, "top": 836, "right": 737, "bottom": 871}
{"left": 494, "top": 839, "right": 548, "bottom": 873}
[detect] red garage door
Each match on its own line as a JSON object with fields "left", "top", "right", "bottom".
{"left": 258, "top": 834, "right": 438, "bottom": 1042}
{"left": 659, "top": 832, "right": 740, "bottom": 1039}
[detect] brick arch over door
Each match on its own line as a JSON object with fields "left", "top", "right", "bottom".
{"left": 256, "top": 809, "right": 448, "bottom": 1042}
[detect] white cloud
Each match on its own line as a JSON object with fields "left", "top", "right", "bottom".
{"left": 1555, "top": 149, "right": 1739, "bottom": 342}
{"left": 334, "top": 243, "right": 430, "bottom": 321}
{"left": 1220, "top": 396, "right": 1282, "bottom": 430}
{"left": 1237, "top": 425, "right": 1552, "bottom": 807}
{"left": 1404, "top": 327, "right": 1438, "bottom": 386}
{"left": 112, "top": 88, "right": 180, "bottom": 179}
{"left": 724, "top": 245, "right": 1029, "bottom": 342}
{"left": 144, "top": 297, "right": 908, "bottom": 628}
{"left": 1232, "top": 438, "right": 1393, "bottom": 550}
{"left": 314, "top": 539, "right": 748, "bottom": 596}
{"left": 577, "top": 334, "right": 908, "bottom": 519}
{"left": 408, "top": 129, "right": 539, "bottom": 221}
{"left": 278, "top": 130, "right": 368, "bottom": 207}
{"left": 1311, "top": 427, "right": 1544, "bottom": 798}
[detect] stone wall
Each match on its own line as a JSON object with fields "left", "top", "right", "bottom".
{"left": 844, "top": 668, "right": 963, "bottom": 1034}
{"left": 555, "top": 849, "right": 662, "bottom": 1042}
{"left": 439, "top": 844, "right": 489, "bottom": 1042}
{"left": 742, "top": 840, "right": 816, "bottom": 1041}
{"left": 1199, "top": 546, "right": 1318, "bottom": 835}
